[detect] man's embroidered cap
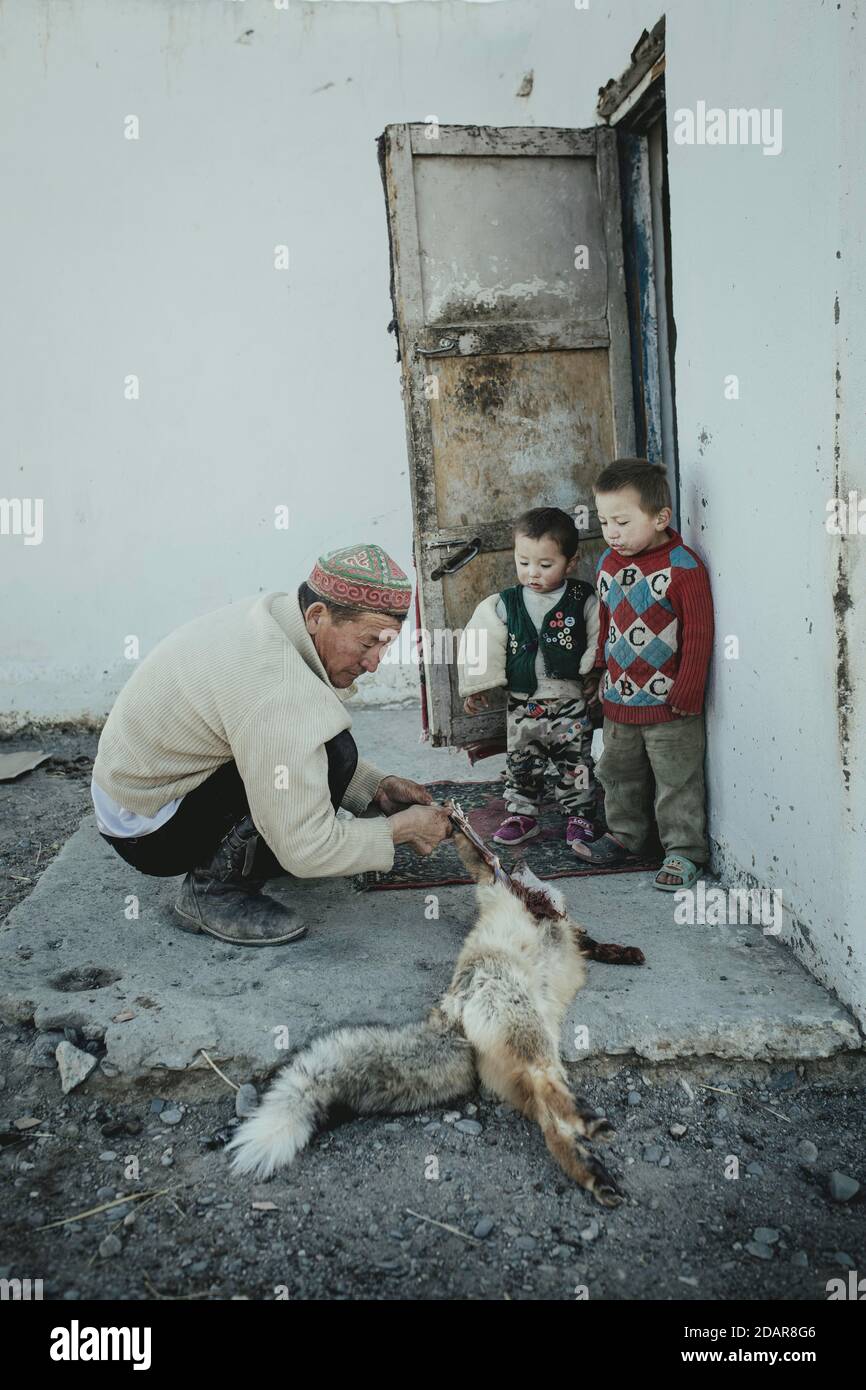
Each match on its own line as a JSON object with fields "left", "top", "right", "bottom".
{"left": 307, "top": 543, "right": 412, "bottom": 615}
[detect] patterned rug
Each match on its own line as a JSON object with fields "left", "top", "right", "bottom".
{"left": 353, "top": 778, "right": 660, "bottom": 892}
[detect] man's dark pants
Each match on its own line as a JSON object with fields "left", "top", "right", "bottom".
{"left": 98, "top": 731, "right": 359, "bottom": 879}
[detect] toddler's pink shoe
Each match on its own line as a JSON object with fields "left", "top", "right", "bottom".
{"left": 566, "top": 815, "right": 596, "bottom": 845}
{"left": 493, "top": 814, "right": 540, "bottom": 846}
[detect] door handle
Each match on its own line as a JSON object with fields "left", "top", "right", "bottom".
{"left": 414, "top": 337, "right": 458, "bottom": 359}
{"left": 430, "top": 537, "right": 481, "bottom": 580}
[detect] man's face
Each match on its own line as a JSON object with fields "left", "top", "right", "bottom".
{"left": 305, "top": 603, "right": 402, "bottom": 687}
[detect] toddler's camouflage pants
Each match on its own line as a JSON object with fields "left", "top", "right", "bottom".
{"left": 504, "top": 694, "right": 595, "bottom": 817}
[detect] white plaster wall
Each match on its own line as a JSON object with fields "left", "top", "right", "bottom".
{"left": 1, "top": 0, "right": 660, "bottom": 722}
{"left": 662, "top": 0, "right": 865, "bottom": 1025}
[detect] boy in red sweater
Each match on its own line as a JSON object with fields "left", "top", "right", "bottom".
{"left": 571, "top": 458, "right": 714, "bottom": 890}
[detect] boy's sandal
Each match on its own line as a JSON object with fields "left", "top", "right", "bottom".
{"left": 571, "top": 833, "right": 634, "bottom": 866}
{"left": 654, "top": 855, "right": 700, "bottom": 892}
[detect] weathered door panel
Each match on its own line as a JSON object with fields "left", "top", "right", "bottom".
{"left": 380, "top": 123, "right": 635, "bottom": 747}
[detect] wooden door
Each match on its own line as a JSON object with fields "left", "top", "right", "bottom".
{"left": 379, "top": 123, "right": 635, "bottom": 749}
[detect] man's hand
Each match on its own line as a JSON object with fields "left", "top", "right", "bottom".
{"left": 373, "top": 774, "right": 434, "bottom": 815}
{"left": 389, "top": 804, "right": 454, "bottom": 856}
{"left": 463, "top": 692, "right": 490, "bottom": 715}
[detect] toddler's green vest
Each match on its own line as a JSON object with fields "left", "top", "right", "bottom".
{"left": 499, "top": 579, "right": 594, "bottom": 696}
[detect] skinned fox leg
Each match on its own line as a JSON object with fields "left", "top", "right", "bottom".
{"left": 227, "top": 1017, "right": 475, "bottom": 1181}
{"left": 463, "top": 986, "right": 623, "bottom": 1207}
{"left": 482, "top": 1050, "right": 623, "bottom": 1207}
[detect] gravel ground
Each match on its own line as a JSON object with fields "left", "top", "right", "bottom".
{"left": 0, "top": 724, "right": 100, "bottom": 921}
{"left": 1, "top": 725, "right": 864, "bottom": 1302}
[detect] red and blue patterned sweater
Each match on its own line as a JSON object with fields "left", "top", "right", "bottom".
{"left": 593, "top": 529, "right": 714, "bottom": 724}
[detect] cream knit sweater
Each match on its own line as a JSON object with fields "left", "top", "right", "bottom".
{"left": 92, "top": 591, "right": 396, "bottom": 879}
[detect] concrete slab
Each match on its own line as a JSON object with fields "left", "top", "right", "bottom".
{"left": 0, "top": 711, "right": 861, "bottom": 1081}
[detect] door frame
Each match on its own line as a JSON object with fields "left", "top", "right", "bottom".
{"left": 597, "top": 18, "right": 681, "bottom": 526}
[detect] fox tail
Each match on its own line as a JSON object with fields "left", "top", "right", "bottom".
{"left": 227, "top": 1017, "right": 475, "bottom": 1180}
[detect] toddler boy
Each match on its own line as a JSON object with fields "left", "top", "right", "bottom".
{"left": 572, "top": 459, "right": 714, "bottom": 890}
{"left": 458, "top": 507, "right": 600, "bottom": 846}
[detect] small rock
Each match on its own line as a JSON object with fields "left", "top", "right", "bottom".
{"left": 627, "top": 1090, "right": 642, "bottom": 1106}
{"left": 63, "top": 1290, "right": 81, "bottom": 1300}
{"left": 659, "top": 1154, "right": 671, "bottom": 1168}
{"left": 579, "top": 1220, "right": 600, "bottom": 1243}
{"left": 753, "top": 1227, "right": 779, "bottom": 1245}
{"left": 55, "top": 1041, "right": 98, "bottom": 1095}
{"left": 745, "top": 1241, "right": 774, "bottom": 1260}
{"left": 98, "top": 1234, "right": 122, "bottom": 1259}
{"left": 455, "top": 1119, "right": 482, "bottom": 1136}
{"left": 473, "top": 1217, "right": 494, "bottom": 1239}
{"left": 829, "top": 1172, "right": 860, "bottom": 1203}
{"left": 443, "top": 1111, "right": 461, "bottom": 1124}
{"left": 796, "top": 1140, "right": 818, "bottom": 1164}
{"left": 642, "top": 1145, "right": 663, "bottom": 1164}
{"left": 833, "top": 1252, "right": 856, "bottom": 1269}
{"left": 464, "top": 1103, "right": 478, "bottom": 1116}
{"left": 791, "top": 1251, "right": 808, "bottom": 1268}
{"left": 670, "top": 1123, "right": 688, "bottom": 1138}
{"left": 96, "top": 1187, "right": 115, "bottom": 1202}
{"left": 746, "top": 1161, "right": 764, "bottom": 1177}
{"left": 235, "top": 1084, "right": 258, "bottom": 1119}
{"left": 159, "top": 1107, "right": 183, "bottom": 1126}
{"left": 150, "top": 1099, "right": 165, "bottom": 1114}
{"left": 98, "top": 1151, "right": 118, "bottom": 1163}
{"left": 515, "top": 1235, "right": 536, "bottom": 1251}
{"left": 769, "top": 1070, "right": 797, "bottom": 1092}
{"left": 160, "top": 1150, "right": 174, "bottom": 1168}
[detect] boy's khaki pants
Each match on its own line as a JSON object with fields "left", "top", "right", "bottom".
{"left": 596, "top": 713, "right": 708, "bottom": 865}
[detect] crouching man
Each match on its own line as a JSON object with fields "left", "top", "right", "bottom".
{"left": 91, "top": 544, "right": 452, "bottom": 946}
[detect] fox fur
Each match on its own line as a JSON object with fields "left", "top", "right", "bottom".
{"left": 227, "top": 834, "right": 644, "bottom": 1207}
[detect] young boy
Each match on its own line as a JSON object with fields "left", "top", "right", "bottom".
{"left": 457, "top": 507, "right": 601, "bottom": 847}
{"left": 571, "top": 458, "right": 714, "bottom": 890}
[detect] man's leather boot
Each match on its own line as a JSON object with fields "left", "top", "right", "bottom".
{"left": 174, "top": 815, "right": 307, "bottom": 945}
